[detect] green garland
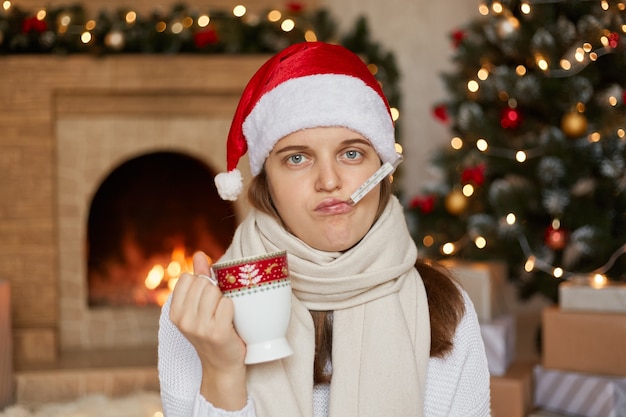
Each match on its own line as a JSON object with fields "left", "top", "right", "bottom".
{"left": 0, "top": 2, "right": 401, "bottom": 110}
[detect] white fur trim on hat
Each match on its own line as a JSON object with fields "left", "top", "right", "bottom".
{"left": 214, "top": 169, "right": 243, "bottom": 201}
{"left": 242, "top": 73, "right": 396, "bottom": 176}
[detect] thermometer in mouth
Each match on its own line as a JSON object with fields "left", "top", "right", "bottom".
{"left": 346, "top": 153, "right": 403, "bottom": 206}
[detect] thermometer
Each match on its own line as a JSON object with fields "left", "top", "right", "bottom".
{"left": 346, "top": 154, "right": 403, "bottom": 206}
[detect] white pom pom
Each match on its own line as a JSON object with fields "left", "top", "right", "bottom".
{"left": 214, "top": 169, "right": 244, "bottom": 201}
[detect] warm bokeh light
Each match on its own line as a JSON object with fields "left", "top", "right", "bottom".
{"left": 304, "top": 30, "right": 317, "bottom": 42}
{"left": 391, "top": 107, "right": 400, "bottom": 122}
{"left": 198, "top": 15, "right": 210, "bottom": 27}
{"left": 267, "top": 10, "right": 281, "bottom": 22}
{"left": 442, "top": 242, "right": 456, "bottom": 255}
{"left": 145, "top": 265, "right": 165, "bottom": 290}
{"left": 451, "top": 137, "right": 463, "bottom": 150}
{"left": 524, "top": 256, "right": 536, "bottom": 272}
{"left": 233, "top": 5, "right": 246, "bottom": 17}
{"left": 171, "top": 22, "right": 183, "bottom": 34}
{"left": 125, "top": 11, "right": 136, "bottom": 24}
{"left": 591, "top": 274, "right": 608, "bottom": 288}
{"left": 281, "top": 18, "right": 295, "bottom": 32}
{"left": 588, "top": 132, "right": 601, "bottom": 143}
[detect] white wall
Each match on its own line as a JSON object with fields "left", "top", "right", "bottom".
{"left": 319, "top": 0, "right": 479, "bottom": 200}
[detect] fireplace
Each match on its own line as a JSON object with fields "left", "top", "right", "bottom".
{"left": 55, "top": 81, "right": 256, "bottom": 351}
{"left": 86, "top": 151, "right": 236, "bottom": 307}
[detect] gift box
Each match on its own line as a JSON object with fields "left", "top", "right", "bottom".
{"left": 0, "top": 280, "right": 12, "bottom": 408}
{"left": 542, "top": 306, "right": 626, "bottom": 376}
{"left": 480, "top": 314, "right": 516, "bottom": 376}
{"left": 560, "top": 281, "right": 626, "bottom": 313}
{"left": 534, "top": 365, "right": 626, "bottom": 417}
{"left": 440, "top": 260, "right": 507, "bottom": 322}
{"left": 490, "top": 361, "right": 534, "bottom": 417}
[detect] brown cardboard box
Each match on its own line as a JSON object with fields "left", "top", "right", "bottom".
{"left": 490, "top": 361, "right": 534, "bottom": 417}
{"left": 542, "top": 306, "right": 626, "bottom": 376}
{"left": 441, "top": 260, "right": 508, "bottom": 322}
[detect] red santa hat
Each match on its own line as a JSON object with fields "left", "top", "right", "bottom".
{"left": 214, "top": 41, "right": 397, "bottom": 201}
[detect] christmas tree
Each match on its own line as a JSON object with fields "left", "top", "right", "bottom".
{"left": 407, "top": 0, "right": 626, "bottom": 301}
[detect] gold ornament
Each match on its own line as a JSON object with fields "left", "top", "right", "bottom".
{"left": 444, "top": 189, "right": 468, "bottom": 215}
{"left": 561, "top": 111, "right": 588, "bottom": 138}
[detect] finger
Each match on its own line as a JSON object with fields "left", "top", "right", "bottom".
{"left": 193, "top": 251, "right": 212, "bottom": 276}
{"left": 170, "top": 272, "right": 194, "bottom": 315}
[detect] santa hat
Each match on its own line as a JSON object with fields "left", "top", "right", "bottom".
{"left": 214, "top": 41, "right": 397, "bottom": 201}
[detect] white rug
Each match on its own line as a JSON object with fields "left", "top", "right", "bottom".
{"left": 0, "top": 392, "right": 162, "bottom": 417}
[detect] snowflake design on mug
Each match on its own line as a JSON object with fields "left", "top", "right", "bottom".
{"left": 237, "top": 264, "right": 263, "bottom": 286}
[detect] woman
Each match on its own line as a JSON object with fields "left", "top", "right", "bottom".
{"left": 158, "top": 41, "right": 491, "bottom": 416}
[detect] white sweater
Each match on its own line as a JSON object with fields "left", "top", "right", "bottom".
{"left": 158, "top": 289, "right": 491, "bottom": 417}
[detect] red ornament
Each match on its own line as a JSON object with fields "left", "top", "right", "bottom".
{"left": 608, "top": 32, "right": 620, "bottom": 49}
{"left": 409, "top": 194, "right": 436, "bottom": 214}
{"left": 451, "top": 29, "right": 466, "bottom": 48}
{"left": 545, "top": 225, "right": 568, "bottom": 250}
{"left": 461, "top": 163, "right": 486, "bottom": 186}
{"left": 194, "top": 26, "right": 219, "bottom": 48}
{"left": 500, "top": 106, "right": 522, "bottom": 129}
{"left": 22, "top": 16, "right": 47, "bottom": 33}
{"left": 432, "top": 104, "right": 449, "bottom": 124}
{"left": 286, "top": 2, "right": 304, "bottom": 13}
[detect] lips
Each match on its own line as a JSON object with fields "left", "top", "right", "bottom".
{"left": 314, "top": 198, "right": 352, "bottom": 215}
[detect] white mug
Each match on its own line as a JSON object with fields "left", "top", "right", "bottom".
{"left": 211, "top": 250, "right": 293, "bottom": 364}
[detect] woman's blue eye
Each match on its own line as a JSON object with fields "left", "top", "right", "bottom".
{"left": 345, "top": 150, "right": 361, "bottom": 160}
{"left": 288, "top": 154, "right": 305, "bottom": 164}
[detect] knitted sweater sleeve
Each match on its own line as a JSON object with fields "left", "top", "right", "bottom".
{"left": 423, "top": 288, "right": 492, "bottom": 417}
{"left": 158, "top": 297, "right": 257, "bottom": 417}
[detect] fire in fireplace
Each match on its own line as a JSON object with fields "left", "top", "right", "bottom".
{"left": 86, "top": 151, "right": 236, "bottom": 307}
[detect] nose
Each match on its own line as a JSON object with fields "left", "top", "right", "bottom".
{"left": 315, "top": 159, "right": 342, "bottom": 192}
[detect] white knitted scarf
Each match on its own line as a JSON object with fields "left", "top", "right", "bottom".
{"left": 220, "top": 196, "right": 430, "bottom": 417}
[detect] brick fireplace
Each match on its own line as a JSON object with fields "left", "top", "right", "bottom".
{"left": 0, "top": 54, "right": 268, "bottom": 405}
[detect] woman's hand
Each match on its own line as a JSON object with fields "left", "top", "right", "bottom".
{"left": 169, "top": 251, "right": 248, "bottom": 410}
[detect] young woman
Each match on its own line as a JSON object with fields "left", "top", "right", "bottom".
{"left": 158, "top": 41, "right": 491, "bottom": 416}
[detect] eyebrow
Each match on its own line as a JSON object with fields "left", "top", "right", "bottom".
{"left": 273, "top": 138, "right": 373, "bottom": 155}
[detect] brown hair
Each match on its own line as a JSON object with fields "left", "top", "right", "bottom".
{"left": 247, "top": 171, "right": 465, "bottom": 383}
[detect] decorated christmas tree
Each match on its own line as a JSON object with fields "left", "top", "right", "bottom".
{"left": 407, "top": 0, "right": 626, "bottom": 301}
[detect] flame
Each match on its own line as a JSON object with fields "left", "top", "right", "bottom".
{"left": 144, "top": 246, "right": 198, "bottom": 306}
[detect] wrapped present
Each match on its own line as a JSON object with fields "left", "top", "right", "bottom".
{"left": 490, "top": 361, "right": 534, "bottom": 417}
{"left": 534, "top": 365, "right": 626, "bottom": 417}
{"left": 560, "top": 281, "right": 626, "bottom": 313}
{"left": 440, "top": 260, "right": 507, "bottom": 321}
{"left": 542, "top": 306, "right": 626, "bottom": 376}
{"left": 0, "top": 280, "right": 12, "bottom": 408}
{"left": 480, "top": 314, "right": 516, "bottom": 376}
